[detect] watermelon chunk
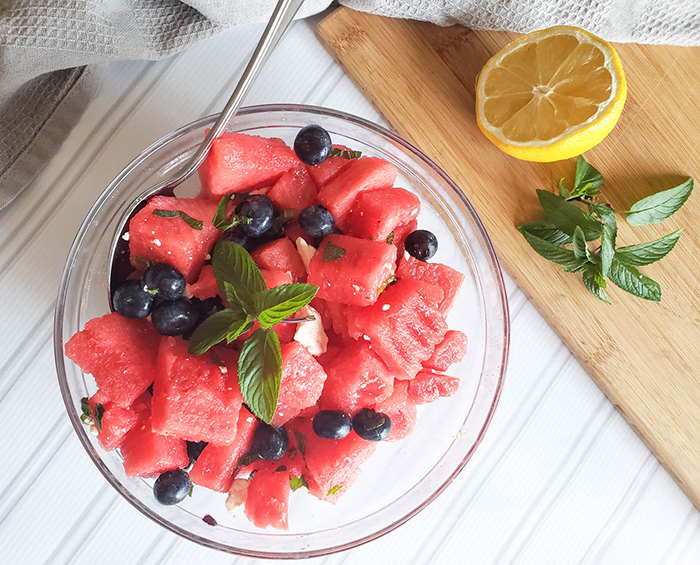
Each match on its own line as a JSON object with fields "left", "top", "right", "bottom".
{"left": 397, "top": 255, "right": 465, "bottom": 316}
{"left": 151, "top": 337, "right": 243, "bottom": 445}
{"left": 260, "top": 268, "right": 293, "bottom": 289}
{"left": 407, "top": 371, "right": 460, "bottom": 405}
{"left": 252, "top": 238, "right": 306, "bottom": 283}
{"left": 121, "top": 415, "right": 189, "bottom": 477}
{"left": 305, "top": 145, "right": 357, "bottom": 187}
{"left": 189, "top": 407, "right": 257, "bottom": 492}
{"left": 188, "top": 264, "right": 220, "bottom": 300}
{"left": 320, "top": 341, "right": 394, "bottom": 413}
{"left": 272, "top": 342, "right": 328, "bottom": 427}
{"left": 318, "top": 157, "right": 398, "bottom": 229}
{"left": 128, "top": 196, "right": 221, "bottom": 283}
{"left": 88, "top": 391, "right": 151, "bottom": 451}
{"left": 353, "top": 279, "right": 448, "bottom": 379}
{"left": 423, "top": 330, "right": 468, "bottom": 372}
{"left": 244, "top": 467, "right": 291, "bottom": 530}
{"left": 372, "top": 380, "right": 417, "bottom": 442}
{"left": 288, "top": 419, "right": 376, "bottom": 503}
{"left": 347, "top": 187, "right": 420, "bottom": 242}
{"left": 267, "top": 166, "right": 317, "bottom": 216}
{"left": 198, "top": 132, "right": 300, "bottom": 198}
{"left": 65, "top": 313, "right": 160, "bottom": 406}
{"left": 392, "top": 219, "right": 418, "bottom": 259}
{"left": 308, "top": 234, "right": 397, "bottom": 307}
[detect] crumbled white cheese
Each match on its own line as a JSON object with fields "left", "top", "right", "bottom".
{"left": 294, "top": 305, "right": 328, "bottom": 356}
{"left": 352, "top": 284, "right": 360, "bottom": 292}
{"left": 220, "top": 366, "right": 228, "bottom": 374}
{"left": 121, "top": 232, "right": 130, "bottom": 241}
{"left": 362, "top": 334, "right": 371, "bottom": 341}
{"left": 151, "top": 238, "right": 162, "bottom": 247}
{"left": 382, "top": 304, "right": 391, "bottom": 311}
{"left": 226, "top": 479, "right": 250, "bottom": 512}
{"left": 295, "top": 237, "right": 317, "bottom": 272}
{"left": 89, "top": 424, "right": 99, "bottom": 436}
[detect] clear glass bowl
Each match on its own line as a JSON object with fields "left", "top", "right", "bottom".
{"left": 54, "top": 105, "right": 509, "bottom": 558}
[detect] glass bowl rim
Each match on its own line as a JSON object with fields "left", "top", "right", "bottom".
{"left": 54, "top": 103, "right": 510, "bottom": 558}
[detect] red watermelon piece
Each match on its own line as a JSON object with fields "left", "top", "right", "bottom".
{"left": 252, "top": 238, "right": 306, "bottom": 283}
{"left": 128, "top": 196, "right": 221, "bottom": 284}
{"left": 318, "top": 157, "right": 398, "bottom": 229}
{"left": 267, "top": 166, "right": 317, "bottom": 216}
{"left": 88, "top": 391, "right": 151, "bottom": 451}
{"left": 423, "top": 330, "right": 468, "bottom": 372}
{"left": 244, "top": 467, "right": 291, "bottom": 530}
{"left": 372, "top": 380, "right": 417, "bottom": 442}
{"left": 305, "top": 145, "right": 357, "bottom": 187}
{"left": 151, "top": 337, "right": 243, "bottom": 445}
{"left": 198, "top": 132, "right": 300, "bottom": 198}
{"left": 65, "top": 313, "right": 160, "bottom": 406}
{"left": 189, "top": 407, "right": 258, "bottom": 492}
{"left": 288, "top": 419, "right": 376, "bottom": 503}
{"left": 353, "top": 279, "right": 448, "bottom": 379}
{"left": 121, "top": 415, "right": 189, "bottom": 477}
{"left": 272, "top": 342, "right": 328, "bottom": 427}
{"left": 392, "top": 219, "right": 418, "bottom": 259}
{"left": 407, "top": 371, "right": 460, "bottom": 405}
{"left": 347, "top": 187, "right": 420, "bottom": 242}
{"left": 188, "top": 264, "right": 220, "bottom": 300}
{"left": 397, "top": 255, "right": 465, "bottom": 316}
{"left": 261, "top": 268, "right": 293, "bottom": 289}
{"left": 307, "top": 234, "right": 397, "bottom": 307}
{"left": 320, "top": 341, "right": 394, "bottom": 413}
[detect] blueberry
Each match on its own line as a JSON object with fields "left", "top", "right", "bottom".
{"left": 153, "top": 469, "right": 191, "bottom": 506}
{"left": 151, "top": 298, "right": 199, "bottom": 336}
{"left": 235, "top": 195, "right": 275, "bottom": 238}
{"left": 112, "top": 280, "right": 154, "bottom": 319}
{"left": 298, "top": 205, "right": 335, "bottom": 238}
{"left": 143, "top": 263, "right": 185, "bottom": 301}
{"left": 252, "top": 423, "right": 288, "bottom": 461}
{"left": 187, "top": 441, "right": 208, "bottom": 465}
{"left": 352, "top": 408, "right": 392, "bottom": 442}
{"left": 405, "top": 229, "right": 438, "bottom": 261}
{"left": 222, "top": 226, "right": 253, "bottom": 251}
{"left": 294, "top": 125, "right": 332, "bottom": 166}
{"left": 313, "top": 410, "right": 352, "bottom": 440}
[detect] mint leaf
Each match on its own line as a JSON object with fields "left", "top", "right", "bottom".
{"left": 275, "top": 465, "right": 287, "bottom": 473}
{"left": 327, "top": 485, "right": 344, "bottom": 496}
{"left": 272, "top": 209, "right": 294, "bottom": 232}
{"left": 518, "top": 228, "right": 587, "bottom": 268}
{"left": 589, "top": 202, "right": 617, "bottom": 279}
{"left": 290, "top": 475, "right": 309, "bottom": 491}
{"left": 329, "top": 148, "right": 361, "bottom": 159}
{"left": 537, "top": 190, "right": 602, "bottom": 240}
{"left": 609, "top": 258, "right": 661, "bottom": 302}
{"left": 212, "top": 241, "right": 267, "bottom": 312}
{"left": 626, "top": 178, "right": 693, "bottom": 226}
{"left": 94, "top": 403, "right": 105, "bottom": 431}
{"left": 377, "top": 276, "right": 397, "bottom": 296}
{"left": 212, "top": 195, "right": 252, "bottom": 231}
{"left": 574, "top": 156, "right": 604, "bottom": 194}
{"left": 517, "top": 221, "right": 572, "bottom": 245}
{"left": 187, "top": 306, "right": 251, "bottom": 355}
{"left": 323, "top": 242, "right": 346, "bottom": 261}
{"left": 80, "top": 397, "right": 92, "bottom": 424}
{"left": 615, "top": 230, "right": 682, "bottom": 266}
{"left": 294, "top": 430, "right": 306, "bottom": 456}
{"left": 386, "top": 231, "right": 395, "bottom": 244}
{"left": 255, "top": 283, "right": 318, "bottom": 329}
{"left": 557, "top": 178, "right": 571, "bottom": 199}
{"left": 130, "top": 256, "right": 153, "bottom": 271}
{"left": 233, "top": 451, "right": 260, "bottom": 476}
{"left": 152, "top": 209, "right": 203, "bottom": 230}
{"left": 572, "top": 226, "right": 591, "bottom": 261}
{"left": 238, "top": 329, "right": 281, "bottom": 424}
{"left": 582, "top": 262, "right": 610, "bottom": 303}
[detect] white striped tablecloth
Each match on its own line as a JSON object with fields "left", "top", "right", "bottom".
{"left": 1, "top": 11, "right": 699, "bottom": 565}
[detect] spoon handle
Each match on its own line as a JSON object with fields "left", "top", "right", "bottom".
{"left": 166, "top": 0, "right": 306, "bottom": 188}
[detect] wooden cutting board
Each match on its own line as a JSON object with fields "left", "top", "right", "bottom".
{"left": 318, "top": 8, "right": 700, "bottom": 508}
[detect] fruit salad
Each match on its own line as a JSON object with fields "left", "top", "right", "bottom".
{"left": 65, "top": 124, "right": 468, "bottom": 530}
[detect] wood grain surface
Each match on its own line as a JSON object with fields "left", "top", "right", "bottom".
{"left": 318, "top": 8, "right": 700, "bottom": 507}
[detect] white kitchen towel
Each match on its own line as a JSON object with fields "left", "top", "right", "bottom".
{"left": 1, "top": 0, "right": 697, "bottom": 210}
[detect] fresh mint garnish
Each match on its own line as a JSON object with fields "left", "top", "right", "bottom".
{"left": 327, "top": 485, "right": 344, "bottom": 496}
{"left": 377, "top": 276, "right": 398, "bottom": 296}
{"left": 186, "top": 241, "right": 318, "bottom": 423}
{"left": 626, "top": 178, "right": 693, "bottom": 226}
{"left": 94, "top": 403, "right": 105, "bottom": 431}
{"left": 329, "top": 148, "right": 362, "bottom": 159}
{"left": 294, "top": 430, "right": 306, "bottom": 456}
{"left": 386, "top": 231, "right": 395, "bottom": 244}
{"left": 233, "top": 451, "right": 260, "bottom": 476}
{"left": 290, "top": 475, "right": 309, "bottom": 491}
{"left": 79, "top": 398, "right": 104, "bottom": 430}
{"left": 130, "top": 256, "right": 153, "bottom": 270}
{"left": 152, "top": 209, "right": 203, "bottom": 230}
{"left": 212, "top": 195, "right": 252, "bottom": 231}
{"left": 517, "top": 155, "right": 692, "bottom": 303}
{"left": 275, "top": 465, "right": 287, "bottom": 473}
{"left": 323, "top": 242, "right": 346, "bottom": 261}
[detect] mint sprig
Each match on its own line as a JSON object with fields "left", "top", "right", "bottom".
{"left": 518, "top": 156, "right": 693, "bottom": 303}
{"left": 152, "top": 209, "right": 203, "bottom": 230}
{"left": 187, "top": 241, "right": 318, "bottom": 423}
{"left": 212, "top": 195, "right": 252, "bottom": 231}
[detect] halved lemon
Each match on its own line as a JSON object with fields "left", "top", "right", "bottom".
{"left": 476, "top": 26, "right": 626, "bottom": 162}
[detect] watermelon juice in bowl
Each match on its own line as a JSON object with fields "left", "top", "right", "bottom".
{"left": 54, "top": 105, "right": 509, "bottom": 557}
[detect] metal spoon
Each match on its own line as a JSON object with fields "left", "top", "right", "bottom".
{"left": 108, "top": 0, "right": 306, "bottom": 301}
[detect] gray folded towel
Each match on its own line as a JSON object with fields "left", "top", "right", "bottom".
{"left": 1, "top": 0, "right": 697, "bottom": 210}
